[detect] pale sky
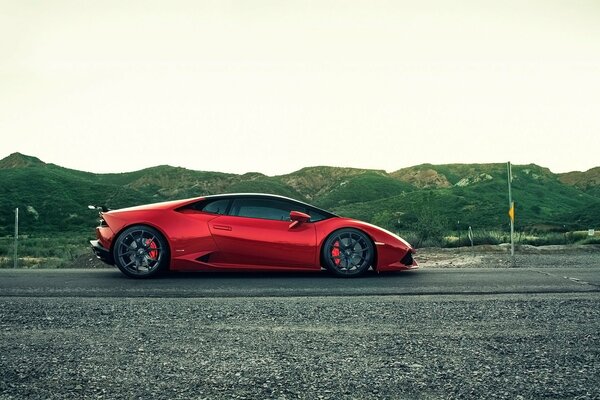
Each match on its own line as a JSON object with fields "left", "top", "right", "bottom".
{"left": 1, "top": 0, "right": 599, "bottom": 175}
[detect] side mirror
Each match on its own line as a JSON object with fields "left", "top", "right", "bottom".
{"left": 289, "top": 210, "right": 311, "bottom": 228}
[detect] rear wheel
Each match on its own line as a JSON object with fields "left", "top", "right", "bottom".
{"left": 322, "top": 228, "right": 374, "bottom": 277}
{"left": 112, "top": 225, "right": 169, "bottom": 278}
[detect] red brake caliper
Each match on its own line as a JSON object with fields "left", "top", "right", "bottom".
{"left": 145, "top": 239, "right": 158, "bottom": 259}
{"left": 331, "top": 240, "right": 341, "bottom": 265}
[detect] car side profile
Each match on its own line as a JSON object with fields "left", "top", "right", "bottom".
{"left": 90, "top": 193, "right": 418, "bottom": 278}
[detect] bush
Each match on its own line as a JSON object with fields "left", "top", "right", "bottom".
{"left": 409, "top": 208, "right": 449, "bottom": 247}
{"left": 579, "top": 236, "right": 600, "bottom": 245}
{"left": 518, "top": 232, "right": 568, "bottom": 246}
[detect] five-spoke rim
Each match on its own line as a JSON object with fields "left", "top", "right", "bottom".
{"left": 116, "top": 229, "right": 162, "bottom": 275}
{"left": 328, "top": 231, "right": 371, "bottom": 273}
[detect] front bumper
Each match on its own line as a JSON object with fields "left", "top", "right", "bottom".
{"left": 400, "top": 250, "right": 417, "bottom": 267}
{"left": 375, "top": 244, "right": 419, "bottom": 272}
{"left": 90, "top": 240, "right": 114, "bottom": 265}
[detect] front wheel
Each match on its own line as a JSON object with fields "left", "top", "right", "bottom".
{"left": 112, "top": 225, "right": 169, "bottom": 278}
{"left": 322, "top": 228, "right": 374, "bottom": 277}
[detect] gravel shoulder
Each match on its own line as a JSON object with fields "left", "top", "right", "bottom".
{"left": 1, "top": 293, "right": 599, "bottom": 399}
{"left": 417, "top": 245, "right": 600, "bottom": 269}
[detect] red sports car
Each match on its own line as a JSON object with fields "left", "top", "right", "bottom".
{"left": 90, "top": 193, "right": 418, "bottom": 278}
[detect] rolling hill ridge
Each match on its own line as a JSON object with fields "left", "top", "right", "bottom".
{"left": 1, "top": 152, "right": 599, "bottom": 236}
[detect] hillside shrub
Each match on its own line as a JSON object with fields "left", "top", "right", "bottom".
{"left": 580, "top": 236, "right": 600, "bottom": 245}
{"left": 410, "top": 208, "right": 449, "bottom": 248}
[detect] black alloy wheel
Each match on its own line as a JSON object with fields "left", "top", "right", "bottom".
{"left": 113, "top": 225, "right": 169, "bottom": 278}
{"left": 323, "top": 228, "right": 374, "bottom": 277}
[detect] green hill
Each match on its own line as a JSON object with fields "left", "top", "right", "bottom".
{"left": 313, "top": 172, "right": 414, "bottom": 209}
{"left": 0, "top": 152, "right": 599, "bottom": 236}
{"left": 335, "top": 164, "right": 600, "bottom": 232}
{"left": 559, "top": 167, "right": 600, "bottom": 199}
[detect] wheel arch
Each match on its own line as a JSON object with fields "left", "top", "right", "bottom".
{"left": 319, "top": 227, "right": 378, "bottom": 270}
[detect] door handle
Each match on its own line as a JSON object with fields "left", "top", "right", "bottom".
{"left": 213, "top": 225, "right": 232, "bottom": 231}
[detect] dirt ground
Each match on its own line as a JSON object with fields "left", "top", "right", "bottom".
{"left": 2, "top": 294, "right": 599, "bottom": 399}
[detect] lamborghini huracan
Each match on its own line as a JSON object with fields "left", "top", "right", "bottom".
{"left": 90, "top": 193, "right": 418, "bottom": 278}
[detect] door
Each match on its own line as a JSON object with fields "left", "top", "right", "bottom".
{"left": 208, "top": 197, "right": 317, "bottom": 268}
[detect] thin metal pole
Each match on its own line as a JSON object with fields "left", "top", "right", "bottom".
{"left": 468, "top": 225, "right": 474, "bottom": 257}
{"left": 507, "top": 162, "right": 514, "bottom": 258}
{"left": 14, "top": 208, "right": 18, "bottom": 268}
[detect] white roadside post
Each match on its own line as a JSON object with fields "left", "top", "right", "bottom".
{"left": 14, "top": 207, "right": 18, "bottom": 268}
{"left": 468, "top": 226, "right": 474, "bottom": 257}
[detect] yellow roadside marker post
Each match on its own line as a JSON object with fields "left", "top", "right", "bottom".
{"left": 507, "top": 162, "right": 515, "bottom": 265}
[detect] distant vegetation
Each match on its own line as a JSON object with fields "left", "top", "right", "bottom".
{"left": 1, "top": 152, "right": 599, "bottom": 245}
{"left": 0, "top": 235, "right": 87, "bottom": 268}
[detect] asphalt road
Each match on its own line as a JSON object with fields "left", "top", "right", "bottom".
{"left": 1, "top": 267, "right": 599, "bottom": 399}
{"left": 0, "top": 267, "right": 599, "bottom": 297}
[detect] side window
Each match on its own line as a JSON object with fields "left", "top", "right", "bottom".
{"left": 230, "top": 198, "right": 299, "bottom": 221}
{"left": 307, "top": 209, "right": 327, "bottom": 222}
{"left": 201, "top": 199, "right": 230, "bottom": 215}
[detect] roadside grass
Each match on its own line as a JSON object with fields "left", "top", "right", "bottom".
{"left": 0, "top": 233, "right": 94, "bottom": 268}
{"left": 400, "top": 229, "right": 599, "bottom": 248}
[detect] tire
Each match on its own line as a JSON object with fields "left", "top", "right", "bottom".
{"left": 322, "top": 228, "right": 374, "bottom": 277}
{"left": 112, "top": 225, "right": 169, "bottom": 278}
